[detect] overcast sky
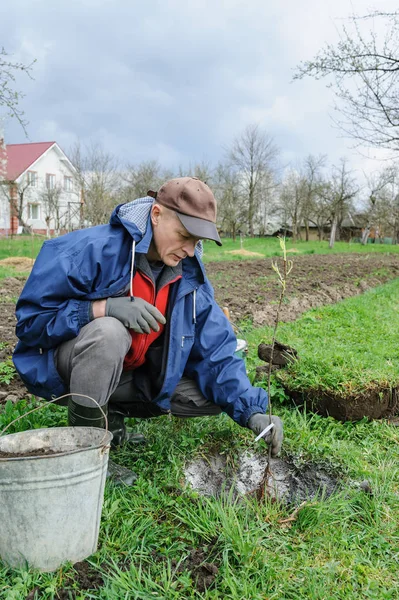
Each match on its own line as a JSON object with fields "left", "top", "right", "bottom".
{"left": 2, "top": 0, "right": 397, "bottom": 180}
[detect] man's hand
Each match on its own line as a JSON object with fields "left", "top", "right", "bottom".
{"left": 247, "top": 413, "right": 283, "bottom": 457}
{"left": 105, "top": 297, "right": 166, "bottom": 334}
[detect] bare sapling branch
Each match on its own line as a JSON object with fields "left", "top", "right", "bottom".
{"left": 267, "top": 237, "right": 293, "bottom": 463}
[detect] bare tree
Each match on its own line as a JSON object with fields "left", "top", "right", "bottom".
{"left": 0, "top": 48, "right": 35, "bottom": 133}
{"left": 307, "top": 181, "right": 331, "bottom": 241}
{"left": 279, "top": 169, "right": 306, "bottom": 242}
{"left": 69, "top": 141, "right": 121, "bottom": 226}
{"left": 361, "top": 167, "right": 394, "bottom": 244}
{"left": 0, "top": 174, "right": 33, "bottom": 232}
{"left": 214, "top": 163, "right": 244, "bottom": 241}
{"left": 177, "top": 161, "right": 214, "bottom": 186}
{"left": 373, "top": 167, "right": 399, "bottom": 243}
{"left": 229, "top": 124, "right": 279, "bottom": 236}
{"left": 122, "top": 160, "right": 164, "bottom": 201}
{"left": 301, "top": 154, "right": 327, "bottom": 241}
{"left": 39, "top": 183, "right": 64, "bottom": 237}
{"left": 325, "top": 159, "right": 358, "bottom": 248}
{"left": 294, "top": 11, "right": 399, "bottom": 152}
{"left": 256, "top": 170, "right": 280, "bottom": 236}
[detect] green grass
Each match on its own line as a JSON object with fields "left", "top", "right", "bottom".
{"left": 1, "top": 234, "right": 399, "bottom": 267}
{"left": 0, "top": 266, "right": 30, "bottom": 280}
{"left": 245, "top": 279, "right": 399, "bottom": 397}
{"left": 202, "top": 237, "right": 399, "bottom": 262}
{"left": 1, "top": 239, "right": 399, "bottom": 597}
{"left": 0, "top": 394, "right": 398, "bottom": 598}
{"left": 0, "top": 360, "right": 16, "bottom": 385}
{"left": 0, "top": 235, "right": 44, "bottom": 261}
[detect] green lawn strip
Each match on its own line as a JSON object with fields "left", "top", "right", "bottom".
{"left": 2, "top": 235, "right": 399, "bottom": 265}
{"left": 0, "top": 398, "right": 398, "bottom": 598}
{"left": 0, "top": 266, "right": 31, "bottom": 281}
{"left": 0, "top": 236, "right": 44, "bottom": 261}
{"left": 202, "top": 238, "right": 399, "bottom": 263}
{"left": 245, "top": 278, "right": 399, "bottom": 400}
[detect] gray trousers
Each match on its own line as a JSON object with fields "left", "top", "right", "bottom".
{"left": 55, "top": 317, "right": 221, "bottom": 418}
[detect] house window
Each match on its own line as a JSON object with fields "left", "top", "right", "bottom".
{"left": 28, "top": 203, "right": 40, "bottom": 220}
{"left": 64, "top": 176, "right": 73, "bottom": 192}
{"left": 46, "top": 174, "right": 56, "bottom": 189}
{"left": 27, "top": 171, "right": 37, "bottom": 187}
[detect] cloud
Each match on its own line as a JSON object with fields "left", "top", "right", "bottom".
{"left": 1, "top": 0, "right": 398, "bottom": 181}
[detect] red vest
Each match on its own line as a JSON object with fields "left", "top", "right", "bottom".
{"left": 123, "top": 270, "right": 181, "bottom": 370}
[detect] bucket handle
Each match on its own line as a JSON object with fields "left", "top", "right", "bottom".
{"left": 0, "top": 393, "right": 110, "bottom": 449}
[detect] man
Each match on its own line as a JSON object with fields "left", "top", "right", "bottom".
{"left": 13, "top": 177, "right": 283, "bottom": 484}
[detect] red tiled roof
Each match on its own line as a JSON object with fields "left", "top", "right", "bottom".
{"left": 0, "top": 142, "right": 56, "bottom": 181}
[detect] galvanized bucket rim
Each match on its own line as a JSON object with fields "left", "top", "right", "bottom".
{"left": 0, "top": 426, "right": 113, "bottom": 462}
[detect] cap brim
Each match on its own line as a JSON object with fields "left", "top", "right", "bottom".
{"left": 176, "top": 213, "right": 222, "bottom": 246}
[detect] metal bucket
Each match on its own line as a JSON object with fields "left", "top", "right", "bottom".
{"left": 0, "top": 426, "right": 112, "bottom": 571}
{"left": 235, "top": 338, "right": 248, "bottom": 363}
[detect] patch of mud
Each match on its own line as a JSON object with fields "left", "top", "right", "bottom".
{"left": 185, "top": 452, "right": 338, "bottom": 505}
{"left": 0, "top": 277, "right": 27, "bottom": 403}
{"left": 151, "top": 538, "right": 219, "bottom": 594}
{"left": 152, "top": 539, "right": 220, "bottom": 593}
{"left": 180, "top": 548, "right": 219, "bottom": 593}
{"left": 25, "top": 561, "right": 104, "bottom": 599}
{"left": 206, "top": 253, "right": 399, "bottom": 325}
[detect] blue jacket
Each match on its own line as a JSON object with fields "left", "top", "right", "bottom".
{"left": 13, "top": 198, "right": 267, "bottom": 427}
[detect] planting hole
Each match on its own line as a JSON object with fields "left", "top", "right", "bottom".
{"left": 185, "top": 452, "right": 339, "bottom": 504}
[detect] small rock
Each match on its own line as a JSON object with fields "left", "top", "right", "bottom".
{"left": 4, "top": 394, "right": 19, "bottom": 404}
{"left": 255, "top": 364, "right": 280, "bottom": 380}
{"left": 359, "top": 480, "right": 373, "bottom": 496}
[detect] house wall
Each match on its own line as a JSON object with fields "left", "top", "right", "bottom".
{"left": 19, "top": 146, "right": 81, "bottom": 233}
{"left": 0, "top": 145, "right": 82, "bottom": 235}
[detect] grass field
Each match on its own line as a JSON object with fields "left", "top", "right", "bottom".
{"left": 202, "top": 237, "right": 399, "bottom": 263}
{"left": 0, "top": 397, "right": 398, "bottom": 598}
{"left": 0, "top": 281, "right": 399, "bottom": 597}
{"left": 1, "top": 236, "right": 399, "bottom": 597}
{"left": 245, "top": 278, "right": 399, "bottom": 395}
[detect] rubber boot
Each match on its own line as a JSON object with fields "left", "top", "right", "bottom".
{"left": 67, "top": 399, "right": 138, "bottom": 487}
{"left": 67, "top": 397, "right": 106, "bottom": 428}
{"left": 108, "top": 409, "right": 146, "bottom": 450}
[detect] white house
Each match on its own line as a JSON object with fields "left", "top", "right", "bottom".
{"left": 0, "top": 140, "right": 82, "bottom": 235}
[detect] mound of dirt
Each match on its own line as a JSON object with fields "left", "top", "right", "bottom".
{"left": 0, "top": 256, "right": 34, "bottom": 271}
{"left": 226, "top": 249, "right": 264, "bottom": 257}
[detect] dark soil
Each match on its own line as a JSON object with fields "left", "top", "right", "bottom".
{"left": 153, "top": 538, "right": 220, "bottom": 593}
{"left": 0, "top": 276, "right": 27, "bottom": 403}
{"left": 179, "top": 548, "right": 219, "bottom": 593}
{"left": 55, "top": 561, "right": 104, "bottom": 599}
{"left": 287, "top": 386, "right": 399, "bottom": 422}
{"left": 25, "top": 561, "right": 104, "bottom": 599}
{"left": 206, "top": 253, "right": 399, "bottom": 326}
{"left": 0, "top": 447, "right": 59, "bottom": 459}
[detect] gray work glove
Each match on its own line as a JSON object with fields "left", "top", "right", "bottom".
{"left": 105, "top": 296, "right": 166, "bottom": 334}
{"left": 247, "top": 413, "right": 283, "bottom": 457}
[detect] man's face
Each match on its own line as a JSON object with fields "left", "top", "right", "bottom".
{"left": 149, "top": 204, "right": 201, "bottom": 266}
